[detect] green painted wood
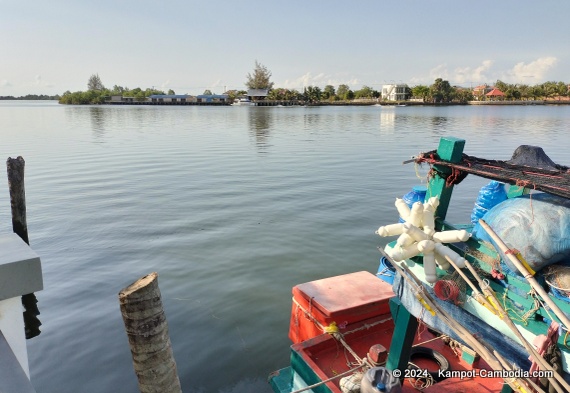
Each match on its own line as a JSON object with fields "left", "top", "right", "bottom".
{"left": 428, "top": 137, "right": 465, "bottom": 222}
{"left": 268, "top": 367, "right": 292, "bottom": 393}
{"left": 506, "top": 184, "right": 530, "bottom": 198}
{"left": 290, "top": 351, "right": 332, "bottom": 393}
{"left": 500, "top": 383, "right": 513, "bottom": 393}
{"left": 437, "top": 136, "right": 466, "bottom": 163}
{"left": 387, "top": 297, "right": 418, "bottom": 373}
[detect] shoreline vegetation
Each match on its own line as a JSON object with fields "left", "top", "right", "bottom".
{"left": 8, "top": 63, "right": 570, "bottom": 106}
{"left": 57, "top": 69, "right": 570, "bottom": 106}
{"left": 0, "top": 94, "right": 60, "bottom": 100}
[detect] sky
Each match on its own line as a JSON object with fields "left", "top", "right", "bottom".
{"left": 1, "top": 1, "right": 569, "bottom": 96}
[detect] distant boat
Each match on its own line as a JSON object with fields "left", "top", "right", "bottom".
{"left": 232, "top": 98, "right": 253, "bottom": 106}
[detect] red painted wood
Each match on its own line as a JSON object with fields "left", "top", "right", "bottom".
{"left": 292, "top": 322, "right": 506, "bottom": 393}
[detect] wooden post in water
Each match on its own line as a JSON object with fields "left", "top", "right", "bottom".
{"left": 119, "top": 272, "right": 182, "bottom": 393}
{"left": 6, "top": 156, "right": 41, "bottom": 339}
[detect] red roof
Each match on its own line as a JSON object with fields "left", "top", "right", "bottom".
{"left": 486, "top": 88, "right": 505, "bottom": 96}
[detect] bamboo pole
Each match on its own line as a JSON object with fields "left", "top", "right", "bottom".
{"left": 7, "top": 156, "right": 41, "bottom": 339}
{"left": 494, "top": 351, "right": 546, "bottom": 393}
{"left": 119, "top": 272, "right": 182, "bottom": 393}
{"left": 479, "top": 219, "right": 570, "bottom": 330}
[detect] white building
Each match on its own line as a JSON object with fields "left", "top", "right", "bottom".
{"left": 381, "top": 84, "right": 409, "bottom": 101}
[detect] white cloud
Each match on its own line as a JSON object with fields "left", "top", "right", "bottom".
{"left": 429, "top": 64, "right": 449, "bottom": 81}
{"left": 160, "top": 80, "right": 170, "bottom": 89}
{"left": 35, "top": 75, "right": 42, "bottom": 85}
{"left": 279, "top": 72, "right": 359, "bottom": 90}
{"left": 453, "top": 60, "right": 493, "bottom": 84}
{"left": 506, "top": 57, "right": 558, "bottom": 84}
{"left": 1, "top": 79, "right": 12, "bottom": 87}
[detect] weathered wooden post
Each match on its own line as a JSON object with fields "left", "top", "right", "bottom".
{"left": 6, "top": 156, "right": 41, "bottom": 339}
{"left": 119, "top": 272, "right": 182, "bottom": 393}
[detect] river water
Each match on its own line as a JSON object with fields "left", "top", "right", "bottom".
{"left": 0, "top": 102, "right": 568, "bottom": 392}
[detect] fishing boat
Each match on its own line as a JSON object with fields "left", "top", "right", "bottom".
{"left": 268, "top": 136, "right": 570, "bottom": 393}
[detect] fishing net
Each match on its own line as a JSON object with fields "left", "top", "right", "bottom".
{"left": 473, "top": 193, "right": 570, "bottom": 274}
{"left": 415, "top": 146, "right": 570, "bottom": 199}
{"left": 544, "top": 265, "right": 570, "bottom": 299}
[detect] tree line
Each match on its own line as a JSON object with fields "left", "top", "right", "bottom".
{"left": 1, "top": 94, "right": 61, "bottom": 100}
{"left": 59, "top": 74, "right": 175, "bottom": 104}
{"left": 58, "top": 68, "right": 570, "bottom": 105}
{"left": 239, "top": 62, "right": 570, "bottom": 104}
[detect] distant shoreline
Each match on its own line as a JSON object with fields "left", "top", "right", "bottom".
{"left": 104, "top": 99, "right": 570, "bottom": 106}
{"left": 2, "top": 98, "right": 569, "bottom": 106}
{"left": 0, "top": 95, "right": 60, "bottom": 100}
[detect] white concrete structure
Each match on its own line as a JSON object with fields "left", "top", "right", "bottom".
{"left": 0, "top": 233, "right": 43, "bottom": 392}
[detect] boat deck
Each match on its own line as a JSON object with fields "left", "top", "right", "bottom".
{"left": 270, "top": 316, "right": 505, "bottom": 393}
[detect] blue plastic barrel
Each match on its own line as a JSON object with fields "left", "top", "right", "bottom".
{"left": 377, "top": 257, "right": 396, "bottom": 284}
{"left": 399, "top": 185, "right": 427, "bottom": 222}
{"left": 470, "top": 181, "right": 507, "bottom": 226}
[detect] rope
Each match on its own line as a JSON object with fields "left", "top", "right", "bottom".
{"left": 290, "top": 296, "right": 392, "bottom": 373}
{"left": 291, "top": 297, "right": 392, "bottom": 336}
{"left": 288, "top": 362, "right": 368, "bottom": 393}
{"left": 407, "top": 362, "right": 435, "bottom": 390}
{"left": 343, "top": 317, "right": 394, "bottom": 335}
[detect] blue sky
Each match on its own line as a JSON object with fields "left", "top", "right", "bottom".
{"left": 1, "top": 1, "right": 569, "bottom": 96}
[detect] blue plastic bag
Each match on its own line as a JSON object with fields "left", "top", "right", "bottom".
{"left": 470, "top": 181, "right": 507, "bottom": 225}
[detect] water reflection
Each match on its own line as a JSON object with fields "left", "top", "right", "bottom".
{"left": 248, "top": 108, "right": 273, "bottom": 150}
{"left": 430, "top": 116, "right": 448, "bottom": 130}
{"left": 89, "top": 107, "right": 106, "bottom": 141}
{"left": 379, "top": 109, "right": 395, "bottom": 132}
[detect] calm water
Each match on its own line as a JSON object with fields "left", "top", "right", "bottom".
{"left": 0, "top": 102, "right": 569, "bottom": 393}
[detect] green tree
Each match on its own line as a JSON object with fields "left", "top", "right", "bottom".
{"left": 87, "top": 74, "right": 105, "bottom": 91}
{"left": 267, "top": 88, "right": 300, "bottom": 101}
{"left": 530, "top": 85, "right": 544, "bottom": 100}
{"left": 167, "top": 89, "right": 176, "bottom": 95}
{"left": 322, "top": 85, "right": 336, "bottom": 101}
{"left": 245, "top": 61, "right": 274, "bottom": 90}
{"left": 111, "top": 85, "right": 126, "bottom": 94}
{"left": 556, "top": 81, "right": 569, "bottom": 98}
{"left": 454, "top": 88, "right": 474, "bottom": 103}
{"left": 336, "top": 84, "right": 353, "bottom": 100}
{"left": 411, "top": 85, "right": 430, "bottom": 101}
{"left": 203, "top": 89, "right": 213, "bottom": 95}
{"left": 494, "top": 80, "right": 509, "bottom": 93}
{"left": 429, "top": 78, "right": 453, "bottom": 103}
{"left": 518, "top": 84, "right": 531, "bottom": 101}
{"left": 303, "top": 86, "right": 322, "bottom": 103}
{"left": 354, "top": 85, "right": 377, "bottom": 99}
{"left": 225, "top": 89, "right": 242, "bottom": 101}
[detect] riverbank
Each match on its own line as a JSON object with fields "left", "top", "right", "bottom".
{"left": 103, "top": 99, "right": 570, "bottom": 107}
